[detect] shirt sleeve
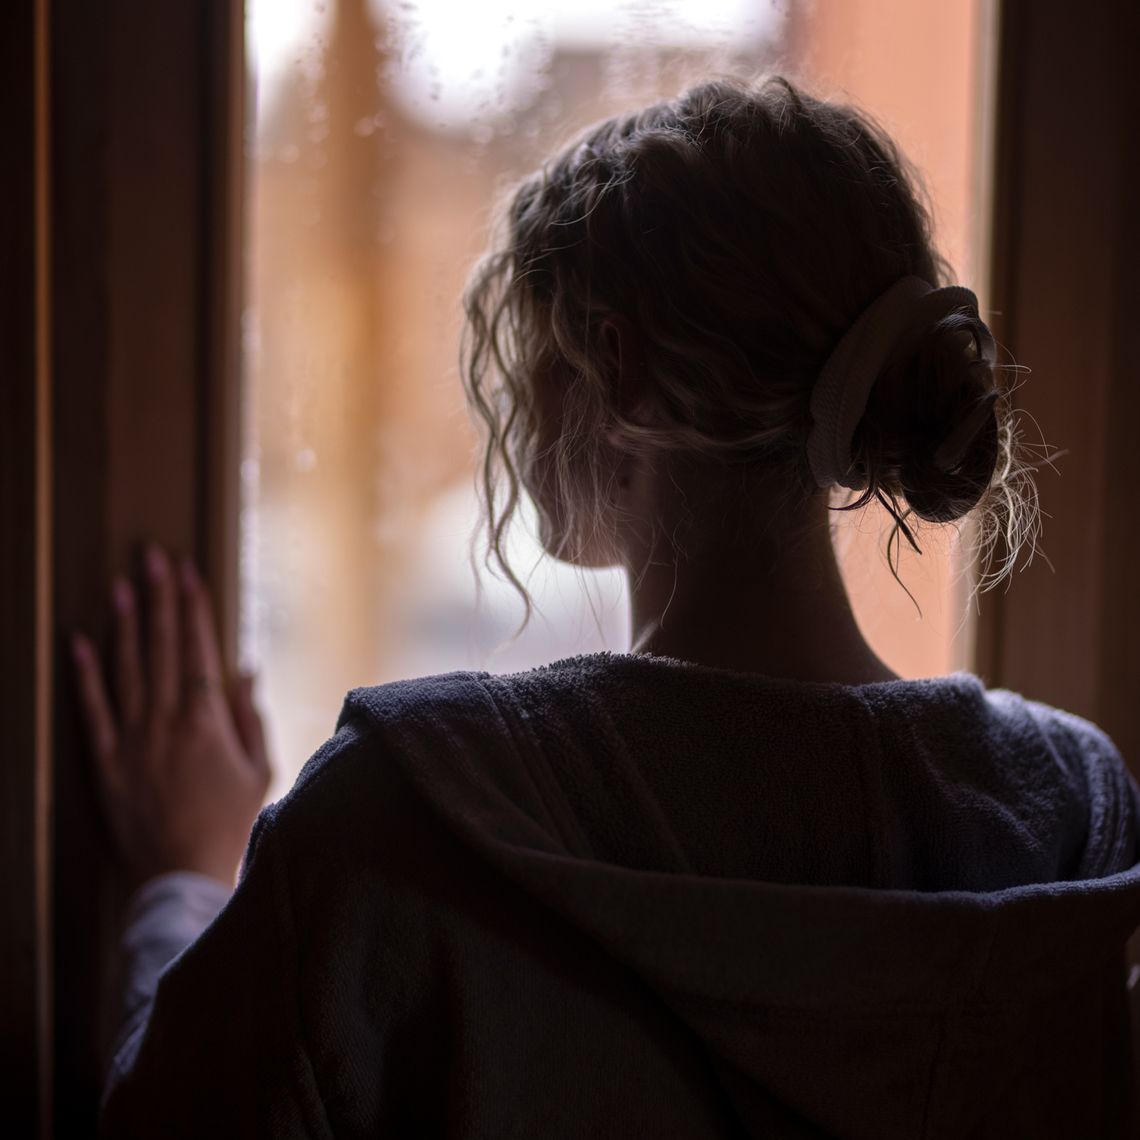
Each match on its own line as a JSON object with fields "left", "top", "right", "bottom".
{"left": 105, "top": 871, "right": 233, "bottom": 1099}
{"left": 98, "top": 809, "right": 332, "bottom": 1139}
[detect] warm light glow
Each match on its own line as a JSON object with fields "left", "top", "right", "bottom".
{"left": 246, "top": 0, "right": 331, "bottom": 85}
{"left": 249, "top": 0, "right": 785, "bottom": 129}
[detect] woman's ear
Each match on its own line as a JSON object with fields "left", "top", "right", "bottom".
{"left": 600, "top": 314, "right": 655, "bottom": 431}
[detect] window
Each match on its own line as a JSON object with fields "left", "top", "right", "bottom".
{"left": 243, "top": 0, "right": 992, "bottom": 791}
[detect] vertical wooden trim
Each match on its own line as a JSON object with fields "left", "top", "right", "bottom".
{"left": 1096, "top": 3, "right": 1140, "bottom": 767}
{"left": 971, "top": 0, "right": 1021, "bottom": 686}
{"left": 201, "top": 0, "right": 246, "bottom": 673}
{"left": 967, "top": 0, "right": 999, "bottom": 308}
{"left": 951, "top": 0, "right": 1001, "bottom": 675}
{"left": 34, "top": 0, "right": 54, "bottom": 1130}
{"left": 49, "top": 3, "right": 117, "bottom": 1128}
{"left": 0, "top": 0, "right": 52, "bottom": 1133}
{"left": 49, "top": 0, "right": 117, "bottom": 1121}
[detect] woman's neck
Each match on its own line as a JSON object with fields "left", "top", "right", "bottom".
{"left": 619, "top": 473, "right": 897, "bottom": 686}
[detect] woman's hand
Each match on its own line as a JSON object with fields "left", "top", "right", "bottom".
{"left": 71, "top": 544, "right": 272, "bottom": 889}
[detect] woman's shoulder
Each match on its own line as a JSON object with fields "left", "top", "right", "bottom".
{"left": 968, "top": 681, "right": 1138, "bottom": 875}
{"left": 260, "top": 664, "right": 579, "bottom": 835}
{"left": 265, "top": 670, "right": 492, "bottom": 810}
{"left": 911, "top": 673, "right": 1131, "bottom": 799}
{"left": 974, "top": 680, "right": 1126, "bottom": 772}
{"left": 265, "top": 658, "right": 1134, "bottom": 830}
{"left": 848, "top": 667, "right": 1120, "bottom": 756}
{"left": 284, "top": 657, "right": 1132, "bottom": 779}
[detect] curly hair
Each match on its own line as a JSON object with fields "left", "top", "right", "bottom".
{"left": 461, "top": 75, "right": 1038, "bottom": 624}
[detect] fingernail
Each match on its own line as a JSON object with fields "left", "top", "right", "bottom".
{"left": 71, "top": 633, "right": 90, "bottom": 662}
{"left": 146, "top": 544, "right": 165, "bottom": 580}
{"left": 111, "top": 577, "right": 132, "bottom": 613}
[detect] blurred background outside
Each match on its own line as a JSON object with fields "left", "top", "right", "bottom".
{"left": 242, "top": 0, "right": 992, "bottom": 797}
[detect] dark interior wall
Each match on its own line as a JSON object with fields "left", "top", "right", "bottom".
{"left": 979, "top": 0, "right": 1140, "bottom": 767}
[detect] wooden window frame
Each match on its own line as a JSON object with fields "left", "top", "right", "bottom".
{"left": 2, "top": 0, "right": 53, "bottom": 1134}
{"left": 3, "top": 1, "right": 243, "bottom": 1132}
{"left": 977, "top": 0, "right": 1140, "bottom": 766}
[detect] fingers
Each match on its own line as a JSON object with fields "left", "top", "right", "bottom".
{"left": 72, "top": 633, "right": 119, "bottom": 769}
{"left": 111, "top": 577, "right": 144, "bottom": 727}
{"left": 179, "top": 557, "right": 225, "bottom": 701}
{"left": 146, "top": 544, "right": 181, "bottom": 716}
{"left": 96, "top": 543, "right": 240, "bottom": 727}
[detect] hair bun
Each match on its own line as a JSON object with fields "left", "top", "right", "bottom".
{"left": 856, "top": 311, "right": 1000, "bottom": 523}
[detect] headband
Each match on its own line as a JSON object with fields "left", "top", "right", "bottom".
{"left": 806, "top": 276, "right": 991, "bottom": 490}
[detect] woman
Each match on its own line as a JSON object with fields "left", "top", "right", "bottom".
{"left": 75, "top": 77, "right": 1140, "bottom": 1137}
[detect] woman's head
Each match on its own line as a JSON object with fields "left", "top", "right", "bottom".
{"left": 462, "top": 75, "right": 1029, "bottom": 610}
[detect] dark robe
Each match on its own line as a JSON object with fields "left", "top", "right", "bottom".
{"left": 101, "top": 653, "right": 1140, "bottom": 1137}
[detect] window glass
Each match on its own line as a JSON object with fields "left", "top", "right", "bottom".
{"left": 243, "top": 0, "right": 987, "bottom": 795}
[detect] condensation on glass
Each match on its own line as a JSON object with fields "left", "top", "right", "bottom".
{"left": 242, "top": 0, "right": 986, "bottom": 795}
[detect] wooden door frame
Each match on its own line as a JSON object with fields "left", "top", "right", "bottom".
{"left": 1, "top": 0, "right": 54, "bottom": 1133}
{"left": 0, "top": 1, "right": 244, "bottom": 1132}
{"left": 978, "top": 0, "right": 1140, "bottom": 769}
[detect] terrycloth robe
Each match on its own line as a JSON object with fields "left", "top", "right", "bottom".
{"left": 100, "top": 653, "right": 1140, "bottom": 1138}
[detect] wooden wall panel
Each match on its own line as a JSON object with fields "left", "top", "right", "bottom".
{"left": 48, "top": 1, "right": 243, "bottom": 1130}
